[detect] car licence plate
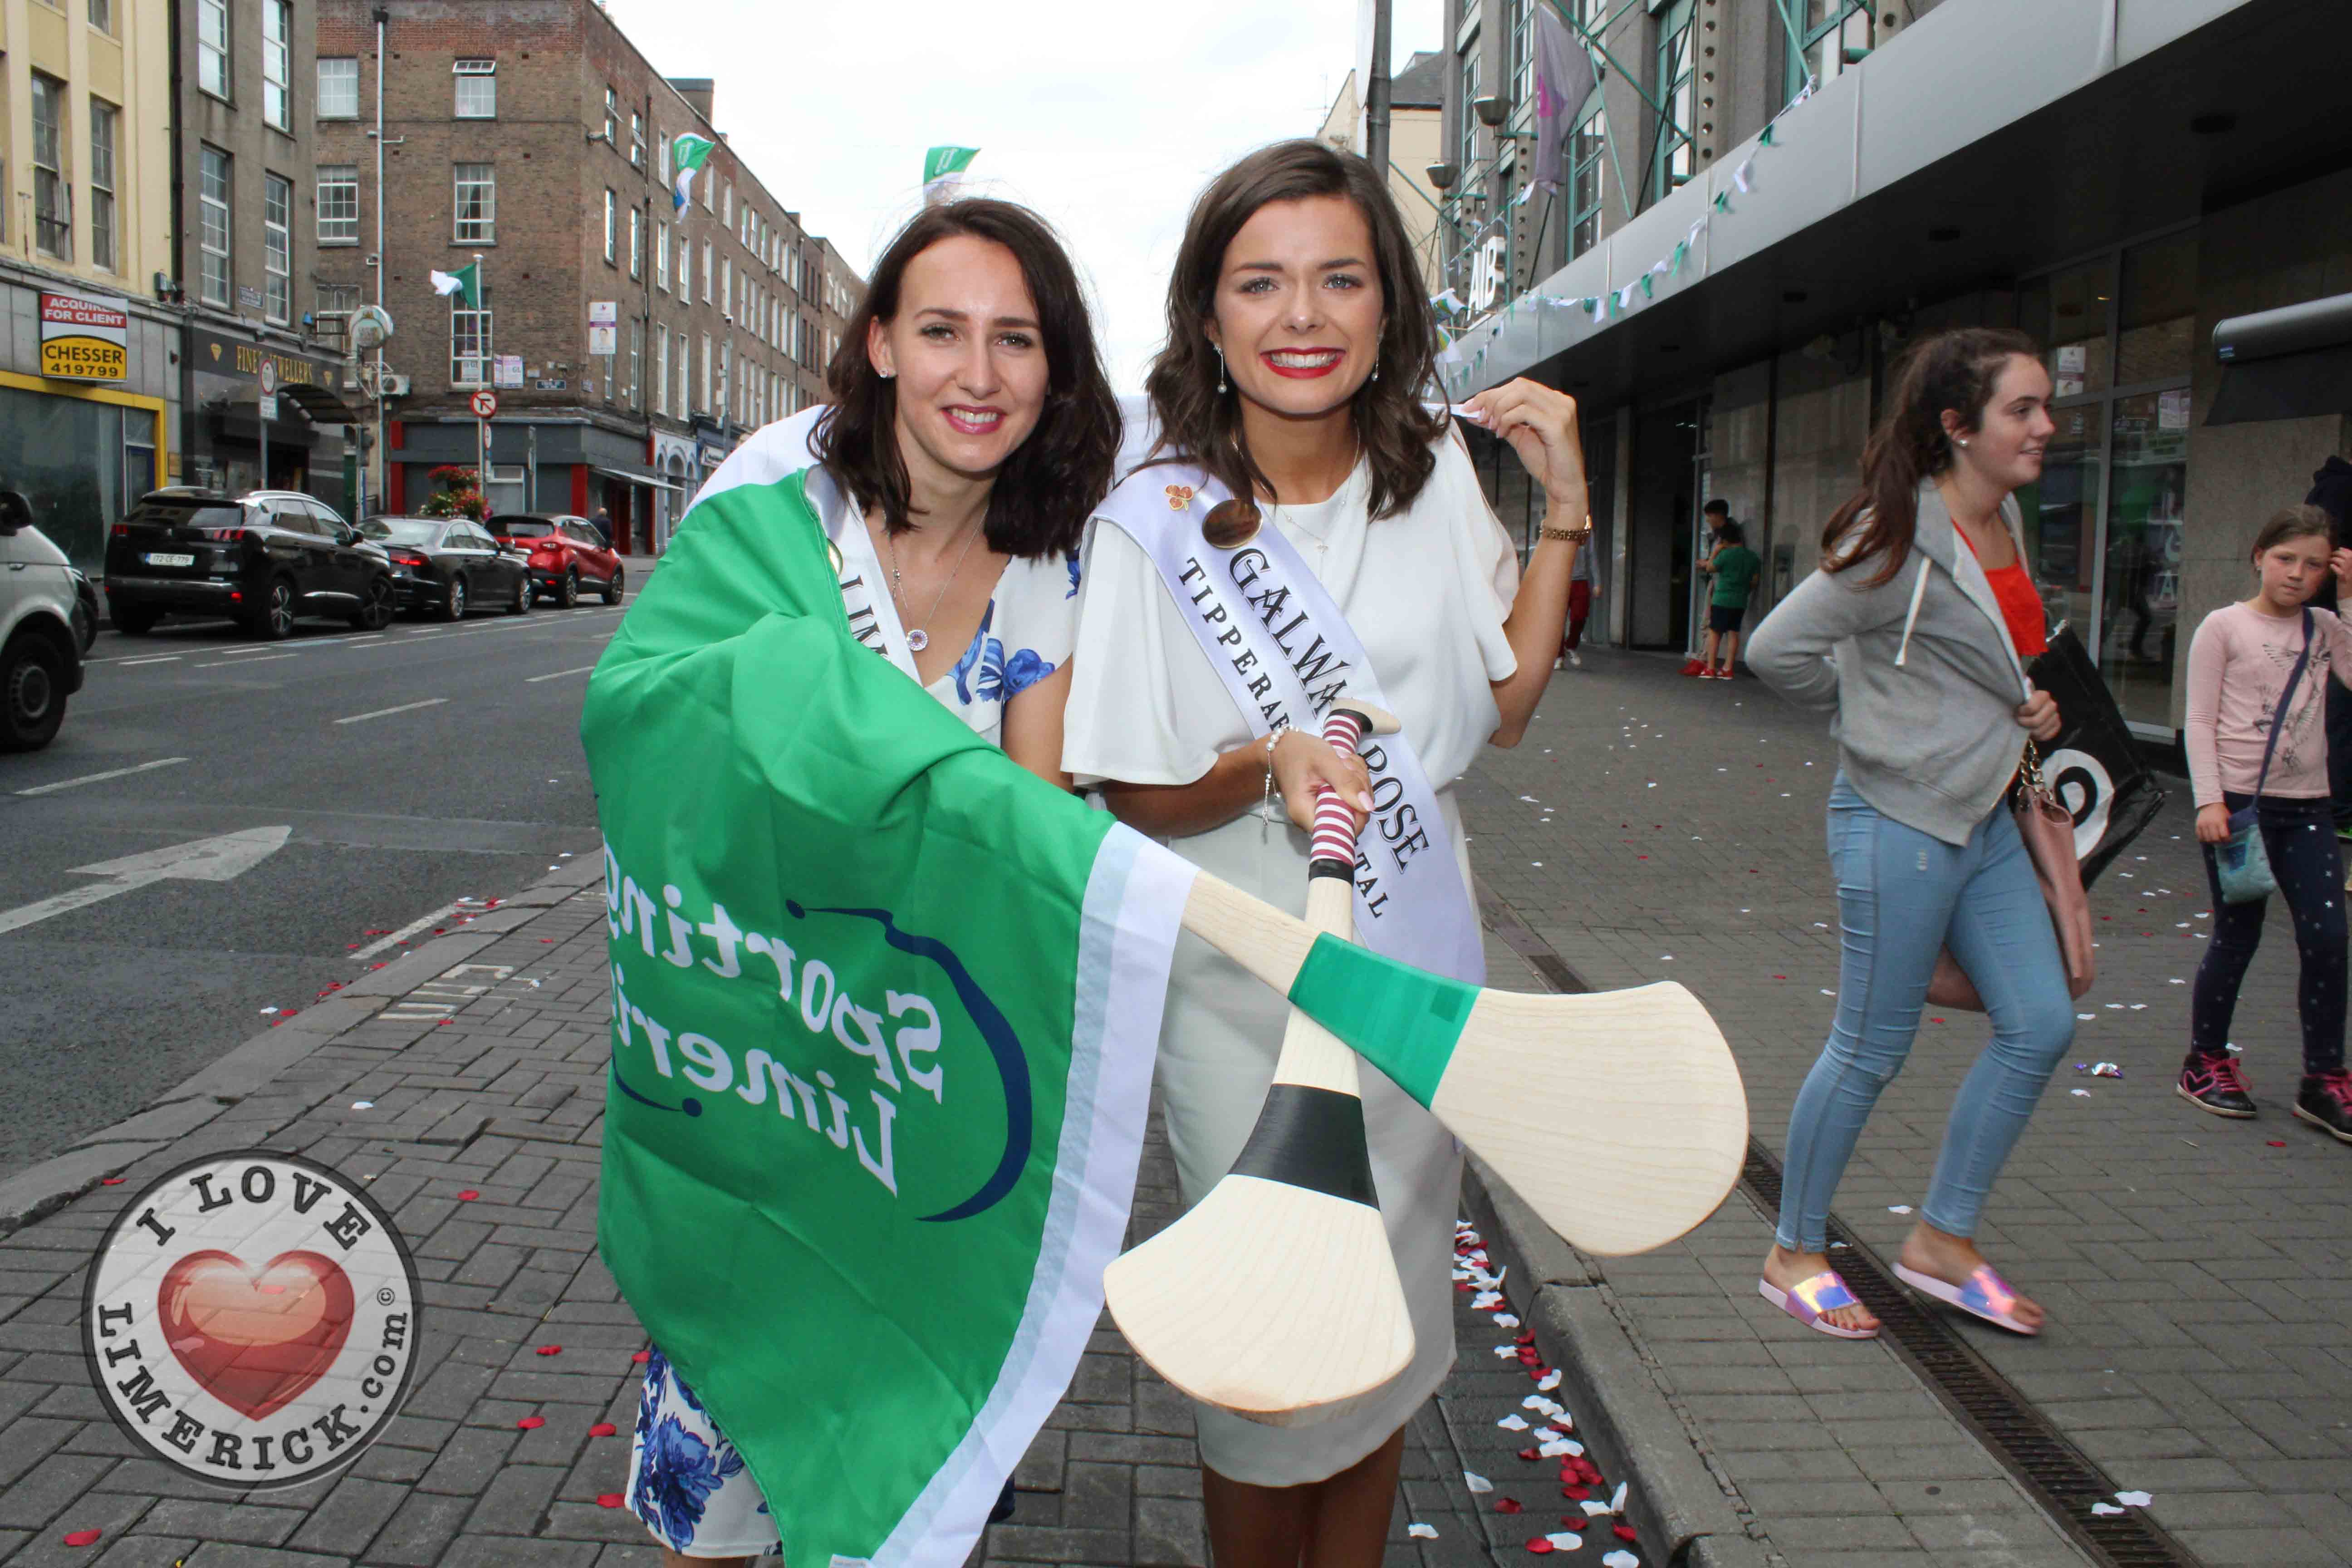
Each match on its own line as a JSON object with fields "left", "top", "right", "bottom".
{"left": 145, "top": 552, "right": 195, "bottom": 567}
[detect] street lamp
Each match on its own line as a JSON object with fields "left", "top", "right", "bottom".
{"left": 1426, "top": 162, "right": 1459, "bottom": 191}
{"left": 1472, "top": 93, "right": 1511, "bottom": 129}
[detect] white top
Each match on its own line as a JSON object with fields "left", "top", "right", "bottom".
{"left": 1063, "top": 438, "right": 1521, "bottom": 789}
{"left": 823, "top": 479, "right": 1081, "bottom": 748}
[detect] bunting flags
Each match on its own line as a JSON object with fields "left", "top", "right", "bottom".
{"left": 671, "top": 133, "right": 717, "bottom": 215}
{"left": 923, "top": 146, "right": 981, "bottom": 204}
{"left": 429, "top": 261, "right": 480, "bottom": 308}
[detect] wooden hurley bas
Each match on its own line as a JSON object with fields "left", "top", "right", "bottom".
{"left": 1106, "top": 706, "right": 1416, "bottom": 1428}
{"left": 1112, "top": 709, "right": 1750, "bottom": 1425}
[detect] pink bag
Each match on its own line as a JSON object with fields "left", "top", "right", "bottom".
{"left": 1926, "top": 743, "right": 2095, "bottom": 1011}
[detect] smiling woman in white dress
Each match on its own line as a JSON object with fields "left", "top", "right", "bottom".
{"left": 1062, "top": 140, "right": 1590, "bottom": 1568}
{"left": 622, "top": 197, "right": 1121, "bottom": 1567}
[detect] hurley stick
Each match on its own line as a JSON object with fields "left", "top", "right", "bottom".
{"left": 1175, "top": 850, "right": 1748, "bottom": 1260}
{"left": 1105, "top": 705, "right": 1416, "bottom": 1427}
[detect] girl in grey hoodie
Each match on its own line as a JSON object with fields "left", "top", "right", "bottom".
{"left": 1747, "top": 328, "right": 2072, "bottom": 1340}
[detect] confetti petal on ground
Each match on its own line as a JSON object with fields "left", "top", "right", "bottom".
{"left": 1526, "top": 1539, "right": 1555, "bottom": 1555}
{"left": 1540, "top": 1439, "right": 1581, "bottom": 1458}
{"left": 60, "top": 1529, "right": 102, "bottom": 1547}
{"left": 1581, "top": 1500, "right": 1615, "bottom": 1517}
{"left": 1465, "top": 1471, "right": 1494, "bottom": 1494}
{"left": 516, "top": 1416, "right": 545, "bottom": 1430}
{"left": 351, "top": 1100, "right": 374, "bottom": 1110}
{"left": 1496, "top": 1497, "right": 1524, "bottom": 1514}
{"left": 1499, "top": 1414, "right": 1532, "bottom": 1431}
{"left": 2116, "top": 1491, "right": 2151, "bottom": 1506}
{"left": 535, "top": 1344, "right": 563, "bottom": 1357}
{"left": 1614, "top": 1524, "right": 1639, "bottom": 1541}
{"left": 1537, "top": 1368, "right": 1562, "bottom": 1391}
{"left": 1553, "top": 1533, "right": 1590, "bottom": 1551}
{"left": 457, "top": 1190, "right": 480, "bottom": 1200}
{"left": 590, "top": 1422, "right": 618, "bottom": 1437}
{"left": 99, "top": 1177, "right": 123, "bottom": 1186}
{"left": 1408, "top": 1523, "right": 1439, "bottom": 1539}
{"left": 1494, "top": 1313, "right": 1521, "bottom": 1327}
{"left": 1888, "top": 1205, "right": 1912, "bottom": 1214}
{"left": 1603, "top": 1552, "right": 1641, "bottom": 1568}
{"left": 2092, "top": 1503, "right": 2124, "bottom": 1516}
{"left": 598, "top": 1493, "right": 625, "bottom": 1508}
{"left": 632, "top": 1350, "right": 652, "bottom": 1363}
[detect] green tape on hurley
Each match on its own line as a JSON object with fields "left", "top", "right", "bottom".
{"left": 1286, "top": 934, "right": 1477, "bottom": 1108}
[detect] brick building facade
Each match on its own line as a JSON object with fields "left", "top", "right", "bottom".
{"left": 314, "top": 0, "right": 860, "bottom": 554}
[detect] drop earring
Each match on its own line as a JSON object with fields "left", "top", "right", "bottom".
{"left": 1215, "top": 347, "right": 1227, "bottom": 395}
{"left": 1372, "top": 357, "right": 1381, "bottom": 383}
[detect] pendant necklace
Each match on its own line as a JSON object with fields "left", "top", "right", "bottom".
{"left": 885, "top": 519, "right": 982, "bottom": 653}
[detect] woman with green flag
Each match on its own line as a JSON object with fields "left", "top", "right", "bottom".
{"left": 617, "top": 196, "right": 1120, "bottom": 1565}
{"left": 1064, "top": 140, "right": 1587, "bottom": 1568}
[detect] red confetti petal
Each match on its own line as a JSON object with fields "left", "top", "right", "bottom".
{"left": 61, "top": 1529, "right": 103, "bottom": 1547}
{"left": 1562, "top": 1485, "right": 1590, "bottom": 1501}
{"left": 536, "top": 1345, "right": 563, "bottom": 1356}
{"left": 516, "top": 1416, "right": 545, "bottom": 1430}
{"left": 99, "top": 1177, "right": 123, "bottom": 1186}
{"left": 597, "top": 1493, "right": 626, "bottom": 1508}
{"left": 1773, "top": 974, "right": 1787, "bottom": 980}
{"left": 1615, "top": 1524, "right": 1639, "bottom": 1542}
{"left": 632, "top": 1350, "right": 652, "bottom": 1363}
{"left": 457, "top": 1190, "right": 480, "bottom": 1200}
{"left": 1495, "top": 1498, "right": 1524, "bottom": 1514}
{"left": 1515, "top": 1331, "right": 1535, "bottom": 1345}
{"left": 1519, "top": 1446, "right": 1540, "bottom": 1462}
{"left": 1555, "top": 1515, "right": 1583, "bottom": 1529}
{"left": 1525, "top": 1539, "right": 1554, "bottom": 1555}
{"left": 591, "top": 1422, "right": 618, "bottom": 1437}
{"left": 2268, "top": 1140, "right": 2287, "bottom": 1147}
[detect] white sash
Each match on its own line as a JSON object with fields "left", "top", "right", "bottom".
{"left": 1095, "top": 465, "right": 1485, "bottom": 985}
{"left": 807, "top": 463, "right": 925, "bottom": 685}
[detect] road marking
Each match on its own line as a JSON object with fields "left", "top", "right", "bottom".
{"left": 196, "top": 652, "right": 298, "bottom": 669}
{"left": 334, "top": 698, "right": 447, "bottom": 725}
{"left": 16, "top": 757, "right": 191, "bottom": 796}
{"left": 0, "top": 826, "right": 291, "bottom": 937}
{"left": 526, "top": 664, "right": 599, "bottom": 683}
{"left": 117, "top": 655, "right": 182, "bottom": 666}
{"left": 349, "top": 897, "right": 483, "bottom": 961}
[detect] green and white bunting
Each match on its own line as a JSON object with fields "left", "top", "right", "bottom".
{"left": 921, "top": 146, "right": 980, "bottom": 204}
{"left": 429, "top": 260, "right": 480, "bottom": 309}
{"left": 671, "top": 132, "right": 717, "bottom": 214}
{"left": 582, "top": 421, "right": 1191, "bottom": 1568}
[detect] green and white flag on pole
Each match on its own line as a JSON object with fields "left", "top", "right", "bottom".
{"left": 921, "top": 146, "right": 980, "bottom": 204}
{"left": 581, "top": 412, "right": 1192, "bottom": 1568}
{"left": 428, "top": 260, "right": 480, "bottom": 308}
{"left": 671, "top": 132, "right": 718, "bottom": 214}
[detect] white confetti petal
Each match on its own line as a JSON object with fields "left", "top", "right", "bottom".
{"left": 1465, "top": 1470, "right": 1494, "bottom": 1494}
{"left": 1610, "top": 1482, "right": 1628, "bottom": 1514}
{"left": 1498, "top": 1413, "right": 1531, "bottom": 1431}
{"left": 1537, "top": 1368, "right": 1562, "bottom": 1392}
{"left": 1549, "top": 1532, "right": 1589, "bottom": 1552}
{"left": 2116, "top": 1490, "right": 2151, "bottom": 1506}
{"left": 1493, "top": 1313, "right": 1520, "bottom": 1328}
{"left": 1408, "top": 1522, "right": 1439, "bottom": 1539}
{"left": 1495, "top": 1345, "right": 1523, "bottom": 1359}
{"left": 1888, "top": 1205, "right": 1912, "bottom": 1214}
{"left": 2092, "top": 1503, "right": 2124, "bottom": 1516}
{"left": 1603, "top": 1552, "right": 1640, "bottom": 1568}
{"left": 1540, "top": 1438, "right": 1583, "bottom": 1457}
{"left": 2072, "top": 1088, "right": 2091, "bottom": 1097}
{"left": 351, "top": 1100, "right": 374, "bottom": 1110}
{"left": 1581, "top": 1500, "right": 1616, "bottom": 1517}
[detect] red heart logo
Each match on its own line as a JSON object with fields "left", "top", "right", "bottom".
{"left": 158, "top": 1250, "right": 354, "bottom": 1419}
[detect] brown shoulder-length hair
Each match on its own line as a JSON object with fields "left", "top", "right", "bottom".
{"left": 1823, "top": 327, "right": 2041, "bottom": 585}
{"left": 813, "top": 199, "right": 1119, "bottom": 559}
{"left": 1144, "top": 139, "right": 1446, "bottom": 520}
{"left": 2251, "top": 504, "right": 2334, "bottom": 560}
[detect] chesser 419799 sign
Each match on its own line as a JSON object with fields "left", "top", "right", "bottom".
{"left": 80, "top": 1151, "right": 423, "bottom": 1489}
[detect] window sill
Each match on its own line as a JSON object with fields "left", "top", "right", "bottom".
{"left": 319, "top": 239, "right": 360, "bottom": 247}
{"left": 454, "top": 112, "right": 498, "bottom": 122}
{"left": 452, "top": 240, "right": 497, "bottom": 248}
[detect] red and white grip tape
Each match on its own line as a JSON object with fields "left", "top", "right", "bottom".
{"left": 1309, "top": 709, "right": 1366, "bottom": 867}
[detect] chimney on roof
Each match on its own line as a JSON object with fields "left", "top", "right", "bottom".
{"left": 668, "top": 77, "right": 715, "bottom": 122}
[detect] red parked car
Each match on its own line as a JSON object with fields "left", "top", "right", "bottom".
{"left": 486, "top": 513, "right": 626, "bottom": 608}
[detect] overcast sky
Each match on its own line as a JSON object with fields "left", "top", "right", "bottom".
{"left": 604, "top": 0, "right": 1444, "bottom": 392}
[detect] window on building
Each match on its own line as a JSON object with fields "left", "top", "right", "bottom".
{"left": 722, "top": 185, "right": 732, "bottom": 226}
{"left": 454, "top": 163, "right": 495, "bottom": 243}
{"left": 631, "top": 112, "right": 644, "bottom": 168}
{"left": 262, "top": 1, "right": 291, "bottom": 130}
{"left": 199, "top": 146, "right": 232, "bottom": 305}
{"left": 89, "top": 0, "right": 114, "bottom": 33}
{"left": 316, "top": 281, "right": 360, "bottom": 356}
{"left": 700, "top": 333, "right": 712, "bottom": 412}
{"left": 603, "top": 188, "right": 616, "bottom": 264}
{"left": 199, "top": 0, "right": 231, "bottom": 99}
{"left": 603, "top": 86, "right": 618, "bottom": 146}
{"left": 629, "top": 208, "right": 642, "bottom": 279}
{"left": 454, "top": 59, "right": 496, "bottom": 119}
{"left": 1509, "top": 0, "right": 1535, "bottom": 118}
{"left": 451, "top": 306, "right": 492, "bottom": 387}
{"left": 702, "top": 240, "right": 713, "bottom": 303}
{"left": 1785, "top": 0, "right": 1871, "bottom": 105}
{"left": 31, "top": 75, "right": 69, "bottom": 261}
{"left": 263, "top": 172, "right": 292, "bottom": 323}
{"left": 88, "top": 98, "right": 117, "bottom": 271}
{"left": 318, "top": 58, "right": 359, "bottom": 119}
{"left": 657, "top": 222, "right": 671, "bottom": 292}
{"left": 318, "top": 163, "right": 358, "bottom": 244}
{"left": 630, "top": 319, "right": 643, "bottom": 410}
{"left": 655, "top": 323, "right": 669, "bottom": 417}
{"left": 1651, "top": 0, "right": 1695, "bottom": 204}
{"left": 721, "top": 258, "right": 732, "bottom": 318}
{"left": 677, "top": 332, "right": 690, "bottom": 417}
{"left": 1568, "top": 101, "right": 1606, "bottom": 259}
{"left": 1456, "top": 35, "right": 1480, "bottom": 181}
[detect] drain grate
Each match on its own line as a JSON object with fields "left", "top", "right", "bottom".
{"left": 1475, "top": 885, "right": 2205, "bottom": 1568}
{"left": 1739, "top": 1145, "right": 2201, "bottom": 1568}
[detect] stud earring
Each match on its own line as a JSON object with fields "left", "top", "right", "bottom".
{"left": 879, "top": 368, "right": 896, "bottom": 380}
{"left": 1215, "top": 347, "right": 1227, "bottom": 395}
{"left": 1956, "top": 436, "right": 1969, "bottom": 448}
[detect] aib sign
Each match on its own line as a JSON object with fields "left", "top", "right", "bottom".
{"left": 80, "top": 1152, "right": 421, "bottom": 1488}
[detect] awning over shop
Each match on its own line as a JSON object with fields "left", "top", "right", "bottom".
{"left": 278, "top": 379, "right": 361, "bottom": 423}
{"left": 591, "top": 465, "right": 685, "bottom": 491}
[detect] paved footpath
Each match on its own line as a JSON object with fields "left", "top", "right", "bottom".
{"left": 0, "top": 647, "right": 2344, "bottom": 1568}
{"left": 1463, "top": 650, "right": 2352, "bottom": 1568}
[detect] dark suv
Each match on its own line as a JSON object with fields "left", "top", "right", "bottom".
{"left": 104, "top": 489, "right": 396, "bottom": 639}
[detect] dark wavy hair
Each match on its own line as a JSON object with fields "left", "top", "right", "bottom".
{"left": 1823, "top": 327, "right": 2041, "bottom": 585}
{"left": 814, "top": 199, "right": 1119, "bottom": 559}
{"left": 1144, "top": 140, "right": 1446, "bottom": 521}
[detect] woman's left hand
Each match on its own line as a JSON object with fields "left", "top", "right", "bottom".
{"left": 2016, "top": 689, "right": 2061, "bottom": 742}
{"left": 1463, "top": 379, "right": 1585, "bottom": 513}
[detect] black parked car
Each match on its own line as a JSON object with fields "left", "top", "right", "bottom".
{"left": 104, "top": 489, "right": 395, "bottom": 639}
{"left": 361, "top": 516, "right": 533, "bottom": 620}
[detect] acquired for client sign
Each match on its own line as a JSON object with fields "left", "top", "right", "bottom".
{"left": 39, "top": 290, "right": 130, "bottom": 382}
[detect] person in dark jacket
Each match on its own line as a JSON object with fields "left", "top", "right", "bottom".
{"left": 2304, "top": 455, "right": 2352, "bottom": 835}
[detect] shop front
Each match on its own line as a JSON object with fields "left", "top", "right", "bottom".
{"left": 0, "top": 276, "right": 176, "bottom": 575}
{"left": 390, "top": 417, "right": 664, "bottom": 549}
{"left": 182, "top": 325, "right": 356, "bottom": 509}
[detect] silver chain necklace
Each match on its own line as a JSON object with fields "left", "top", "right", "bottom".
{"left": 884, "top": 520, "right": 983, "bottom": 653}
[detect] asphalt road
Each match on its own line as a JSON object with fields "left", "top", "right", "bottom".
{"left": 0, "top": 588, "right": 634, "bottom": 1180}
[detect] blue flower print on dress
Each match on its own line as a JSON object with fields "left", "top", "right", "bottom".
{"left": 633, "top": 1411, "right": 744, "bottom": 1549}
{"left": 952, "top": 602, "right": 1006, "bottom": 705}
{"left": 1002, "top": 647, "right": 1057, "bottom": 698}
{"left": 1065, "top": 549, "right": 1081, "bottom": 599}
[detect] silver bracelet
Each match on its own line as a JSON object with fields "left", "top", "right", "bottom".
{"left": 1259, "top": 730, "right": 1283, "bottom": 827}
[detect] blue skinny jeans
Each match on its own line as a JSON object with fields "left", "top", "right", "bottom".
{"left": 1775, "top": 775, "right": 2078, "bottom": 1253}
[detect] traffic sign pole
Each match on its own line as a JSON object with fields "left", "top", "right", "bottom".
{"left": 257, "top": 359, "right": 277, "bottom": 490}
{"left": 470, "top": 389, "right": 499, "bottom": 515}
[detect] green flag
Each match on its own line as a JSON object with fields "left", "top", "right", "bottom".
{"left": 428, "top": 260, "right": 480, "bottom": 308}
{"left": 671, "top": 132, "right": 718, "bottom": 214}
{"left": 582, "top": 415, "right": 1190, "bottom": 1568}
{"left": 921, "top": 145, "right": 980, "bottom": 203}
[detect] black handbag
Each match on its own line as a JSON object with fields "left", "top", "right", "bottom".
{"left": 2026, "top": 624, "right": 2169, "bottom": 887}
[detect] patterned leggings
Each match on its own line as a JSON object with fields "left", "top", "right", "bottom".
{"left": 2191, "top": 792, "right": 2348, "bottom": 1077}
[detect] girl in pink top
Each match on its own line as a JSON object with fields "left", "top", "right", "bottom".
{"left": 2179, "top": 505, "right": 2352, "bottom": 1145}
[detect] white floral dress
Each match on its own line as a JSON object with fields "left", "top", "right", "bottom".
{"left": 624, "top": 470, "right": 1080, "bottom": 1560}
